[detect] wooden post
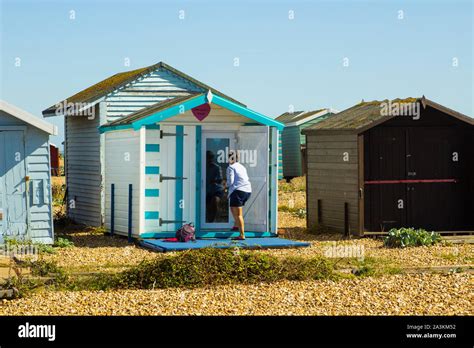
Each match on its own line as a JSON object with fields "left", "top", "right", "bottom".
{"left": 317, "top": 199, "right": 322, "bottom": 224}
{"left": 358, "top": 134, "right": 365, "bottom": 236}
{"left": 110, "top": 184, "right": 115, "bottom": 236}
{"left": 128, "top": 184, "right": 132, "bottom": 243}
{"left": 344, "top": 202, "right": 349, "bottom": 236}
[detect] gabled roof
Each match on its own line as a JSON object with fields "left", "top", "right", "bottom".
{"left": 276, "top": 108, "right": 337, "bottom": 126}
{"left": 99, "top": 92, "right": 284, "bottom": 133}
{"left": 1, "top": 100, "right": 58, "bottom": 135}
{"left": 303, "top": 96, "right": 473, "bottom": 134}
{"left": 42, "top": 62, "right": 245, "bottom": 116}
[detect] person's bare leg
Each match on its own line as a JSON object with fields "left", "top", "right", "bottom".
{"left": 237, "top": 207, "right": 245, "bottom": 239}
{"left": 231, "top": 207, "right": 245, "bottom": 239}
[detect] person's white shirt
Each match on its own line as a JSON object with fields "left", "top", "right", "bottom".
{"left": 227, "top": 162, "right": 252, "bottom": 196}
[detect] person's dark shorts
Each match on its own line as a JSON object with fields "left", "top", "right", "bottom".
{"left": 229, "top": 190, "right": 251, "bottom": 207}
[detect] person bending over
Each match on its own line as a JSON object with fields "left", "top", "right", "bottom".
{"left": 226, "top": 150, "right": 252, "bottom": 240}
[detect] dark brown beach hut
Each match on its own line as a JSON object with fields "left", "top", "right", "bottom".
{"left": 302, "top": 96, "right": 474, "bottom": 235}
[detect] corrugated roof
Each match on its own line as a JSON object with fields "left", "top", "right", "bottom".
{"left": 42, "top": 62, "right": 245, "bottom": 116}
{"left": 303, "top": 97, "right": 473, "bottom": 134}
{"left": 275, "top": 108, "right": 327, "bottom": 124}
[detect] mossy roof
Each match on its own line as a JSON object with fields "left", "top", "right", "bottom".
{"left": 303, "top": 97, "right": 473, "bottom": 133}
{"left": 275, "top": 108, "right": 328, "bottom": 124}
{"left": 42, "top": 62, "right": 244, "bottom": 116}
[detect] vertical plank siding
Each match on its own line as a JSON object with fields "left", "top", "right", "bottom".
{"left": 306, "top": 133, "right": 359, "bottom": 234}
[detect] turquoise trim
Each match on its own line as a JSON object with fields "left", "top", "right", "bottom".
{"left": 212, "top": 95, "right": 285, "bottom": 131}
{"left": 132, "top": 95, "right": 207, "bottom": 130}
{"left": 175, "top": 126, "right": 184, "bottom": 227}
{"left": 145, "top": 166, "right": 160, "bottom": 175}
{"left": 99, "top": 124, "right": 133, "bottom": 134}
{"left": 145, "top": 211, "right": 159, "bottom": 220}
{"left": 145, "top": 144, "right": 160, "bottom": 152}
{"left": 145, "top": 189, "right": 160, "bottom": 197}
{"left": 145, "top": 124, "right": 160, "bottom": 130}
{"left": 195, "top": 126, "right": 202, "bottom": 232}
{"left": 125, "top": 94, "right": 284, "bottom": 131}
{"left": 140, "top": 231, "right": 277, "bottom": 239}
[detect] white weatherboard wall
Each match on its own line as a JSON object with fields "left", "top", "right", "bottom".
{"left": 104, "top": 129, "right": 141, "bottom": 236}
{"left": 105, "top": 69, "right": 203, "bottom": 122}
{"left": 63, "top": 69, "right": 205, "bottom": 227}
{"left": 65, "top": 109, "right": 102, "bottom": 226}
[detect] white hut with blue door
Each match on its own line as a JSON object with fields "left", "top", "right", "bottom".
{"left": 99, "top": 92, "right": 284, "bottom": 239}
{"left": 0, "top": 101, "right": 57, "bottom": 244}
{"left": 42, "top": 62, "right": 264, "bottom": 228}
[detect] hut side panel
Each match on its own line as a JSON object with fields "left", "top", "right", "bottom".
{"left": 65, "top": 112, "right": 102, "bottom": 226}
{"left": 26, "top": 127, "right": 54, "bottom": 243}
{"left": 306, "top": 133, "right": 359, "bottom": 233}
{"left": 104, "top": 129, "right": 141, "bottom": 236}
{"left": 280, "top": 125, "right": 303, "bottom": 178}
{"left": 0, "top": 110, "right": 53, "bottom": 243}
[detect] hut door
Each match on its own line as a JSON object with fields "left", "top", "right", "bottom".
{"left": 364, "top": 128, "right": 407, "bottom": 231}
{"left": 0, "top": 131, "right": 28, "bottom": 241}
{"left": 201, "top": 132, "right": 236, "bottom": 229}
{"left": 406, "top": 128, "right": 461, "bottom": 230}
{"left": 237, "top": 126, "right": 269, "bottom": 232}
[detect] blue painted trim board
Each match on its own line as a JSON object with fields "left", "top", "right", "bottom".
{"left": 145, "top": 189, "right": 160, "bottom": 197}
{"left": 132, "top": 95, "right": 207, "bottom": 130}
{"left": 145, "top": 211, "right": 159, "bottom": 220}
{"left": 195, "top": 126, "right": 202, "bottom": 233}
{"left": 140, "top": 238, "right": 310, "bottom": 253}
{"left": 145, "top": 144, "right": 160, "bottom": 152}
{"left": 145, "top": 166, "right": 160, "bottom": 175}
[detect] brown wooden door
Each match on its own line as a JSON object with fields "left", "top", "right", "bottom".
{"left": 364, "top": 127, "right": 407, "bottom": 231}
{"left": 365, "top": 126, "right": 465, "bottom": 232}
{"left": 407, "top": 128, "right": 463, "bottom": 230}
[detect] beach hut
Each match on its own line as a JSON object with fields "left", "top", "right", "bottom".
{"left": 98, "top": 91, "right": 284, "bottom": 239}
{"left": 42, "top": 62, "right": 260, "bottom": 227}
{"left": 275, "top": 109, "right": 336, "bottom": 180}
{"left": 302, "top": 97, "right": 474, "bottom": 235}
{"left": 0, "top": 101, "right": 57, "bottom": 244}
{"left": 49, "top": 143, "right": 60, "bottom": 176}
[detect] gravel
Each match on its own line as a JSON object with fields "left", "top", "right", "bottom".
{"left": 0, "top": 273, "right": 471, "bottom": 316}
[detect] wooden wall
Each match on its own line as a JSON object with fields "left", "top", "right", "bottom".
{"left": 306, "top": 132, "right": 360, "bottom": 234}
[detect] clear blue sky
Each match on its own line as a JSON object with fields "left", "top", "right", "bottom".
{"left": 1, "top": 0, "right": 472, "bottom": 148}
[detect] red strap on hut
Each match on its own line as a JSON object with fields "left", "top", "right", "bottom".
{"left": 365, "top": 179, "right": 458, "bottom": 184}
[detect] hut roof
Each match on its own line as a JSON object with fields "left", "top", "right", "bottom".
{"left": 275, "top": 109, "right": 328, "bottom": 125}
{"left": 1, "top": 100, "right": 58, "bottom": 135}
{"left": 42, "top": 62, "right": 245, "bottom": 116}
{"left": 303, "top": 96, "right": 473, "bottom": 134}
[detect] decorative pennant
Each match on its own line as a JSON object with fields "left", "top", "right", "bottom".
{"left": 191, "top": 103, "right": 211, "bottom": 121}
